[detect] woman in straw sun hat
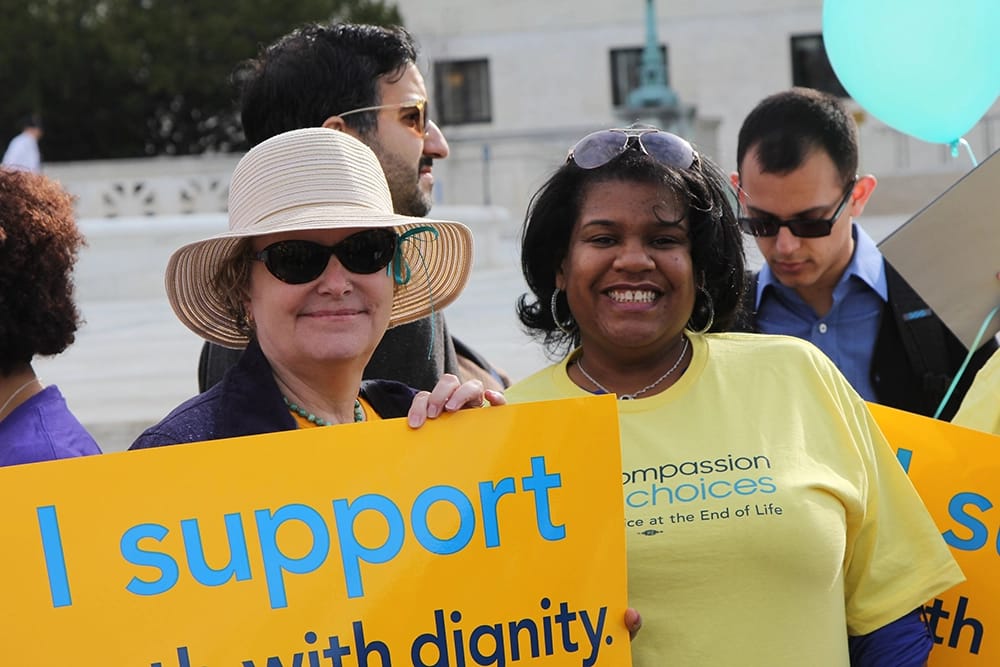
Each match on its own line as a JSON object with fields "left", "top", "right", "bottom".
{"left": 131, "top": 127, "right": 503, "bottom": 449}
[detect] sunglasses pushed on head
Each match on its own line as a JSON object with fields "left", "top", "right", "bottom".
{"left": 568, "top": 126, "right": 697, "bottom": 170}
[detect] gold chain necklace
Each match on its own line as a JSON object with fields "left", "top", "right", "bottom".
{"left": 0, "top": 378, "right": 40, "bottom": 418}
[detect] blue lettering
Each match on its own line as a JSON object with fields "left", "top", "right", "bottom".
{"left": 478, "top": 478, "right": 516, "bottom": 547}
{"left": 943, "top": 492, "right": 992, "bottom": 551}
{"left": 121, "top": 523, "right": 179, "bottom": 595}
{"left": 707, "top": 480, "right": 732, "bottom": 499}
{"left": 650, "top": 484, "right": 674, "bottom": 505}
{"left": 675, "top": 483, "right": 700, "bottom": 502}
{"left": 757, "top": 476, "right": 777, "bottom": 493}
{"left": 411, "top": 486, "right": 476, "bottom": 554}
{"left": 896, "top": 448, "right": 913, "bottom": 473}
{"left": 254, "top": 504, "right": 330, "bottom": 609}
{"left": 630, "top": 475, "right": 776, "bottom": 507}
{"left": 521, "top": 456, "right": 565, "bottom": 540}
{"left": 181, "top": 513, "right": 252, "bottom": 586}
{"left": 36, "top": 505, "right": 72, "bottom": 607}
{"left": 115, "top": 457, "right": 569, "bottom": 606}
{"left": 332, "top": 494, "right": 404, "bottom": 599}
{"left": 625, "top": 489, "right": 649, "bottom": 508}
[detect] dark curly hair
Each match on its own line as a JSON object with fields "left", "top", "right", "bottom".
{"left": 235, "top": 22, "right": 417, "bottom": 147}
{"left": 517, "top": 137, "right": 747, "bottom": 359}
{"left": 0, "top": 169, "right": 85, "bottom": 374}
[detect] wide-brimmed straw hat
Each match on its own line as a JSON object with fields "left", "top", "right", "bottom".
{"left": 165, "top": 127, "right": 474, "bottom": 348}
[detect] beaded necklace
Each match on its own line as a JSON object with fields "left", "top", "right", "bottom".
{"left": 283, "top": 396, "right": 365, "bottom": 425}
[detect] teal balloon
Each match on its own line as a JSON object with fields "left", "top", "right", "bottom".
{"left": 823, "top": 0, "right": 1000, "bottom": 144}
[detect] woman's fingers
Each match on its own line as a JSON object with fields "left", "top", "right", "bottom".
{"left": 484, "top": 389, "right": 507, "bottom": 406}
{"left": 442, "top": 378, "right": 486, "bottom": 412}
{"left": 407, "top": 390, "right": 433, "bottom": 428}
{"left": 408, "top": 377, "right": 504, "bottom": 428}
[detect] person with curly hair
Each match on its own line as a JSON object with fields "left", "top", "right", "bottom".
{"left": 0, "top": 168, "right": 101, "bottom": 464}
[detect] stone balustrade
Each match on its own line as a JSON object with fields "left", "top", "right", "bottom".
{"left": 45, "top": 154, "right": 238, "bottom": 219}
{"left": 43, "top": 154, "right": 516, "bottom": 277}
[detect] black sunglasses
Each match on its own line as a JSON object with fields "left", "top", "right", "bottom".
{"left": 738, "top": 178, "right": 857, "bottom": 238}
{"left": 253, "top": 229, "right": 398, "bottom": 284}
{"left": 568, "top": 127, "right": 697, "bottom": 170}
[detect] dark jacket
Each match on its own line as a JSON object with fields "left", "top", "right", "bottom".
{"left": 131, "top": 340, "right": 416, "bottom": 449}
{"left": 736, "top": 262, "right": 997, "bottom": 420}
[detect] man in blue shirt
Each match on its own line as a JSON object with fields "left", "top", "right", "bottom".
{"left": 731, "top": 88, "right": 992, "bottom": 419}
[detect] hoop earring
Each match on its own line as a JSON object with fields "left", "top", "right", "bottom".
{"left": 550, "top": 288, "right": 576, "bottom": 335}
{"left": 686, "top": 286, "right": 715, "bottom": 335}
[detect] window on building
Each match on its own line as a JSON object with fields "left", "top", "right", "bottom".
{"left": 790, "top": 34, "right": 849, "bottom": 97}
{"left": 434, "top": 59, "right": 492, "bottom": 125}
{"left": 610, "top": 46, "right": 669, "bottom": 108}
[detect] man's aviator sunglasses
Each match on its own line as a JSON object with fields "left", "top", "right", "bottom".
{"left": 568, "top": 128, "right": 697, "bottom": 170}
{"left": 254, "top": 229, "right": 398, "bottom": 285}
{"left": 738, "top": 178, "right": 858, "bottom": 238}
{"left": 338, "top": 98, "right": 427, "bottom": 135}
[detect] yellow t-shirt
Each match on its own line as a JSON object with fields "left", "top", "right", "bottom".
{"left": 508, "top": 332, "right": 964, "bottom": 667}
{"left": 952, "top": 347, "right": 1000, "bottom": 435}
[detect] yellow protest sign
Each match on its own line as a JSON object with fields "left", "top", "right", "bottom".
{"left": 870, "top": 403, "right": 1000, "bottom": 665}
{"left": 0, "top": 395, "right": 629, "bottom": 666}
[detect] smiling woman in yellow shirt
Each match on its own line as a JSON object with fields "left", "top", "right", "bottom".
{"left": 506, "top": 125, "right": 964, "bottom": 666}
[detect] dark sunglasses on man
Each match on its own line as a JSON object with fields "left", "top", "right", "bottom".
{"left": 254, "top": 229, "right": 398, "bottom": 284}
{"left": 738, "top": 178, "right": 858, "bottom": 238}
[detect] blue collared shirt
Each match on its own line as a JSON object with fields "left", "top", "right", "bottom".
{"left": 754, "top": 224, "right": 888, "bottom": 401}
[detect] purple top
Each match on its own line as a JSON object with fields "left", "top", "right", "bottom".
{"left": 0, "top": 386, "right": 102, "bottom": 466}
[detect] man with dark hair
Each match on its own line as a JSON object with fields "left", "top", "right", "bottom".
{"left": 199, "top": 23, "right": 507, "bottom": 393}
{"left": 732, "top": 87, "right": 992, "bottom": 420}
{"left": 2, "top": 113, "right": 43, "bottom": 173}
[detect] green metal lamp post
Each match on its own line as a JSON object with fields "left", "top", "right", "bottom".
{"left": 621, "top": 0, "right": 694, "bottom": 135}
